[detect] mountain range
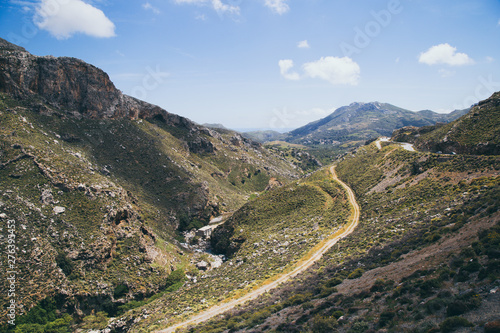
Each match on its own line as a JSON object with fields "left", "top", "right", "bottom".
{"left": 243, "top": 102, "right": 468, "bottom": 146}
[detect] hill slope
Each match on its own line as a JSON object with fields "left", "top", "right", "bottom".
{"left": 286, "top": 102, "right": 468, "bottom": 145}
{"left": 393, "top": 92, "right": 500, "bottom": 155}
{"left": 0, "top": 38, "right": 300, "bottom": 329}
{"left": 177, "top": 109, "right": 500, "bottom": 332}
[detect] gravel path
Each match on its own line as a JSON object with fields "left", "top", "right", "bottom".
{"left": 156, "top": 166, "right": 360, "bottom": 333}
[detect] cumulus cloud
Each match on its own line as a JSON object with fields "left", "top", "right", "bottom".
{"left": 264, "top": 0, "right": 289, "bottom": 15}
{"left": 278, "top": 59, "right": 300, "bottom": 80}
{"left": 419, "top": 43, "right": 474, "bottom": 66}
{"left": 34, "top": 0, "right": 115, "bottom": 39}
{"left": 303, "top": 56, "right": 360, "bottom": 85}
{"left": 297, "top": 40, "right": 310, "bottom": 49}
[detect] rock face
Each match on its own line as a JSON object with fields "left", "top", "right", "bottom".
{"left": 0, "top": 37, "right": 214, "bottom": 153}
{"left": 0, "top": 38, "right": 157, "bottom": 120}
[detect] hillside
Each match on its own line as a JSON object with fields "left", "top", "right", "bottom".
{"left": 186, "top": 138, "right": 499, "bottom": 333}
{"left": 286, "top": 102, "right": 468, "bottom": 145}
{"left": 393, "top": 92, "right": 500, "bottom": 155}
{"left": 0, "top": 38, "right": 301, "bottom": 331}
{"left": 104, "top": 166, "right": 352, "bottom": 331}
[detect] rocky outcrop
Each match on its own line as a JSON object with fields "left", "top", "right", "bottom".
{"left": 0, "top": 37, "right": 215, "bottom": 153}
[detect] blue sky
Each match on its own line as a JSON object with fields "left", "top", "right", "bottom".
{"left": 1, "top": 0, "right": 499, "bottom": 130}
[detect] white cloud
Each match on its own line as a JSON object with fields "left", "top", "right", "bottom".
{"left": 486, "top": 56, "right": 495, "bottom": 63}
{"left": 297, "top": 40, "right": 309, "bottom": 49}
{"left": 143, "top": 2, "right": 160, "bottom": 14}
{"left": 418, "top": 43, "right": 474, "bottom": 66}
{"left": 264, "top": 0, "right": 289, "bottom": 15}
{"left": 279, "top": 59, "right": 300, "bottom": 80}
{"left": 212, "top": 0, "right": 239, "bottom": 15}
{"left": 174, "top": 0, "right": 239, "bottom": 16}
{"left": 34, "top": 0, "right": 115, "bottom": 39}
{"left": 303, "top": 56, "right": 360, "bottom": 85}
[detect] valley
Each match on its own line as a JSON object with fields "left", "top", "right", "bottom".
{"left": 0, "top": 36, "right": 498, "bottom": 333}
{"left": 157, "top": 165, "right": 360, "bottom": 332}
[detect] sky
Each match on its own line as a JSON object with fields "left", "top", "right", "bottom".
{"left": 0, "top": 0, "right": 499, "bottom": 130}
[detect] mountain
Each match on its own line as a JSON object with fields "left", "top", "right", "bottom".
{"left": 286, "top": 102, "right": 469, "bottom": 145}
{"left": 241, "top": 130, "right": 285, "bottom": 143}
{"left": 392, "top": 92, "right": 500, "bottom": 155}
{"left": 0, "top": 37, "right": 300, "bottom": 330}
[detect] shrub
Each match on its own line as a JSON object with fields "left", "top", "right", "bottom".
{"left": 347, "top": 268, "right": 364, "bottom": 279}
{"left": 378, "top": 310, "right": 396, "bottom": 327}
{"left": 446, "top": 300, "right": 468, "bottom": 317}
{"left": 325, "top": 277, "right": 343, "bottom": 287}
{"left": 311, "top": 315, "right": 338, "bottom": 333}
{"left": 348, "top": 320, "right": 369, "bottom": 333}
{"left": 426, "top": 298, "right": 446, "bottom": 314}
{"left": 113, "top": 284, "right": 129, "bottom": 299}
{"left": 55, "top": 252, "right": 74, "bottom": 276}
{"left": 440, "top": 316, "right": 473, "bottom": 332}
{"left": 284, "top": 293, "right": 312, "bottom": 307}
{"left": 81, "top": 311, "right": 109, "bottom": 330}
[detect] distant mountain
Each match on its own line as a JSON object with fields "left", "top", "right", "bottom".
{"left": 393, "top": 92, "right": 500, "bottom": 155}
{"left": 285, "top": 102, "right": 469, "bottom": 145}
{"left": 202, "top": 123, "right": 229, "bottom": 130}
{"left": 241, "top": 129, "right": 285, "bottom": 143}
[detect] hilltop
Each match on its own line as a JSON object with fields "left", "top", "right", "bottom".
{"left": 285, "top": 102, "right": 468, "bottom": 145}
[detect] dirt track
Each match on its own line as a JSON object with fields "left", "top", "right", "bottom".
{"left": 156, "top": 166, "right": 360, "bottom": 333}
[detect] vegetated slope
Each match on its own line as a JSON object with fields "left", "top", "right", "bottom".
{"left": 286, "top": 102, "right": 468, "bottom": 145}
{"left": 0, "top": 38, "right": 301, "bottom": 330}
{"left": 393, "top": 92, "right": 500, "bottom": 155}
{"left": 187, "top": 140, "right": 499, "bottom": 332}
{"left": 105, "top": 167, "right": 351, "bottom": 332}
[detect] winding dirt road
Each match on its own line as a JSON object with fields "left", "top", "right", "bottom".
{"left": 156, "top": 166, "right": 360, "bottom": 333}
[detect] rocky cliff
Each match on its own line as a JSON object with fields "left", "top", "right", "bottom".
{"left": 0, "top": 37, "right": 214, "bottom": 154}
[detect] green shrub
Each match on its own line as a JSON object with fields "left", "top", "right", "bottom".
{"left": 81, "top": 311, "right": 109, "bottom": 330}
{"left": 311, "top": 315, "right": 338, "bottom": 333}
{"left": 113, "top": 284, "right": 129, "bottom": 299}
{"left": 348, "top": 320, "right": 369, "bottom": 333}
{"left": 325, "top": 277, "right": 343, "bottom": 287}
{"left": 55, "top": 252, "right": 74, "bottom": 276}
{"left": 284, "top": 293, "right": 313, "bottom": 307}
{"left": 426, "top": 298, "right": 446, "bottom": 314}
{"left": 378, "top": 310, "right": 396, "bottom": 327}
{"left": 440, "top": 316, "right": 473, "bottom": 332}
{"left": 347, "top": 268, "right": 364, "bottom": 279}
